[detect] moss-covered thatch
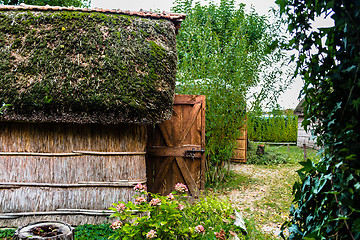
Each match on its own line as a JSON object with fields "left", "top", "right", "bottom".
{"left": 0, "top": 9, "right": 178, "bottom": 124}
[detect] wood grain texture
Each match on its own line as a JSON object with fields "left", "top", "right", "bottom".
{"left": 146, "top": 95, "right": 205, "bottom": 195}
{"left": 230, "top": 127, "right": 247, "bottom": 163}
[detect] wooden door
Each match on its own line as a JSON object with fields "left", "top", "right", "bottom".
{"left": 146, "top": 95, "right": 205, "bottom": 196}
{"left": 230, "top": 128, "right": 247, "bottom": 163}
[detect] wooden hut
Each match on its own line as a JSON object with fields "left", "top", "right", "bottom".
{"left": 0, "top": 5, "right": 185, "bottom": 227}
{"left": 294, "top": 99, "right": 317, "bottom": 149}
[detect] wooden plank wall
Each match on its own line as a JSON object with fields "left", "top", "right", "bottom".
{"left": 0, "top": 122, "right": 147, "bottom": 227}
{"left": 296, "top": 116, "right": 318, "bottom": 149}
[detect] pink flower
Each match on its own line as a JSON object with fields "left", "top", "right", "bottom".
{"left": 134, "top": 183, "right": 147, "bottom": 193}
{"left": 174, "top": 183, "right": 188, "bottom": 193}
{"left": 149, "top": 198, "right": 161, "bottom": 206}
{"left": 135, "top": 196, "right": 147, "bottom": 205}
{"left": 194, "top": 225, "right": 205, "bottom": 234}
{"left": 229, "top": 231, "right": 237, "bottom": 236}
{"left": 166, "top": 193, "right": 175, "bottom": 200}
{"left": 146, "top": 229, "right": 157, "bottom": 239}
{"left": 177, "top": 203, "right": 184, "bottom": 210}
{"left": 110, "top": 220, "right": 122, "bottom": 230}
{"left": 116, "top": 203, "right": 126, "bottom": 213}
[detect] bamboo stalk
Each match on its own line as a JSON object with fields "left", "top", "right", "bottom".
{"left": 0, "top": 180, "right": 146, "bottom": 188}
{"left": 72, "top": 151, "right": 146, "bottom": 155}
{"left": 56, "top": 209, "right": 138, "bottom": 214}
{"left": 0, "top": 211, "right": 113, "bottom": 219}
{"left": 0, "top": 152, "right": 82, "bottom": 156}
{"left": 0, "top": 151, "right": 146, "bottom": 156}
{"left": 0, "top": 208, "right": 140, "bottom": 219}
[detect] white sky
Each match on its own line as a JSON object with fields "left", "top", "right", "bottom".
{"left": 90, "top": 0, "right": 305, "bottom": 110}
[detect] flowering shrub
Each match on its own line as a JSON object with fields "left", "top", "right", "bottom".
{"left": 174, "top": 183, "right": 188, "bottom": 193}
{"left": 109, "top": 183, "right": 246, "bottom": 239}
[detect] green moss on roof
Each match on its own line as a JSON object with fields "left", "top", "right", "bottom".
{"left": 0, "top": 10, "right": 177, "bottom": 124}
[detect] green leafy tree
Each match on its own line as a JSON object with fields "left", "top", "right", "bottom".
{"left": 0, "top": 0, "right": 90, "bottom": 8}
{"left": 277, "top": 0, "right": 360, "bottom": 239}
{"left": 173, "top": 0, "right": 290, "bottom": 184}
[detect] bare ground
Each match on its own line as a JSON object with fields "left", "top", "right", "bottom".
{"left": 224, "top": 163, "right": 299, "bottom": 239}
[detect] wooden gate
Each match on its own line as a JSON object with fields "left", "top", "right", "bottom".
{"left": 230, "top": 128, "right": 247, "bottom": 163}
{"left": 146, "top": 95, "right": 205, "bottom": 196}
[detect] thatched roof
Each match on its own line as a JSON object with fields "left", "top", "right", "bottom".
{"left": 294, "top": 98, "right": 305, "bottom": 116}
{"left": 0, "top": 5, "right": 185, "bottom": 124}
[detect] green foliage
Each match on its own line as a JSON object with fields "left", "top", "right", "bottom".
{"left": 173, "top": 0, "right": 290, "bottom": 184}
{"left": 277, "top": 0, "right": 360, "bottom": 239}
{"left": 0, "top": 229, "right": 15, "bottom": 239}
{"left": 0, "top": 10, "right": 176, "bottom": 124}
{"left": 247, "top": 143, "right": 289, "bottom": 165}
{"left": 109, "top": 183, "right": 246, "bottom": 240}
{"left": 0, "top": 103, "right": 10, "bottom": 114}
{"left": 247, "top": 111, "right": 298, "bottom": 142}
{"left": 0, "top": 0, "right": 91, "bottom": 8}
{"left": 74, "top": 224, "right": 115, "bottom": 240}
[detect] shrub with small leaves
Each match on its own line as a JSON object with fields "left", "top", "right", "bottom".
{"left": 109, "top": 183, "right": 246, "bottom": 240}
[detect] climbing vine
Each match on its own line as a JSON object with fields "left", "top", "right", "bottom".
{"left": 277, "top": 0, "right": 360, "bottom": 239}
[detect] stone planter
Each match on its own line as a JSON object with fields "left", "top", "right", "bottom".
{"left": 13, "top": 221, "right": 74, "bottom": 240}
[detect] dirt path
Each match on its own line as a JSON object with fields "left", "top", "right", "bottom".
{"left": 224, "top": 163, "right": 299, "bottom": 239}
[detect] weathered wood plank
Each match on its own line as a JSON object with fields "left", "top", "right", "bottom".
{"left": 159, "top": 124, "right": 173, "bottom": 147}
{"left": 152, "top": 157, "right": 174, "bottom": 193}
{"left": 175, "top": 157, "right": 198, "bottom": 196}
{"left": 173, "top": 95, "right": 199, "bottom": 105}
{"left": 175, "top": 103, "right": 201, "bottom": 146}
{"left": 146, "top": 95, "right": 206, "bottom": 195}
{"left": 147, "top": 146, "right": 202, "bottom": 158}
{"left": 200, "top": 95, "right": 206, "bottom": 189}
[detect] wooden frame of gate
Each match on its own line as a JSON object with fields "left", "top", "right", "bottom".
{"left": 146, "top": 95, "right": 206, "bottom": 196}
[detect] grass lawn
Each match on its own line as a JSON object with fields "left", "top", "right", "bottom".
{"left": 0, "top": 145, "right": 320, "bottom": 240}
{"left": 212, "top": 144, "right": 320, "bottom": 239}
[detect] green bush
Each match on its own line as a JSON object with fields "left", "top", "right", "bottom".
{"left": 74, "top": 224, "right": 115, "bottom": 240}
{"left": 247, "top": 142, "right": 289, "bottom": 165}
{"left": 0, "top": 229, "right": 15, "bottom": 239}
{"left": 247, "top": 112, "right": 297, "bottom": 143}
{"left": 109, "top": 183, "right": 246, "bottom": 240}
{"left": 173, "top": 0, "right": 289, "bottom": 184}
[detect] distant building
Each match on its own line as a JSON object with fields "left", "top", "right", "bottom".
{"left": 294, "top": 99, "right": 318, "bottom": 149}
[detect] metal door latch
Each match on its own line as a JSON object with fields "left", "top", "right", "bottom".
{"left": 185, "top": 148, "right": 205, "bottom": 160}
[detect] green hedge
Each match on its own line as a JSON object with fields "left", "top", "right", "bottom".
{"left": 247, "top": 115, "right": 297, "bottom": 142}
